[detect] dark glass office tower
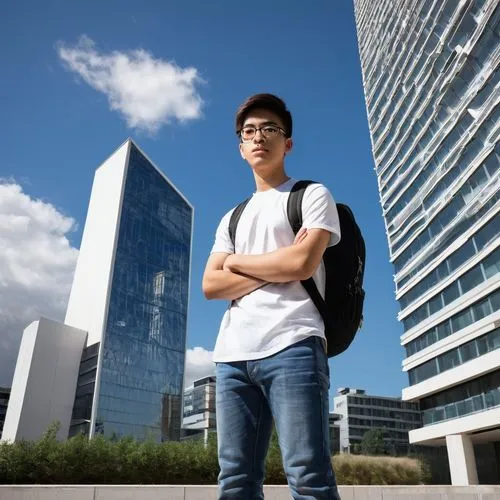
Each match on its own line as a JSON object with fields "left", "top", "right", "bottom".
{"left": 97, "top": 143, "right": 191, "bottom": 441}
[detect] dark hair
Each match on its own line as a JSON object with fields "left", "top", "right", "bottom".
{"left": 235, "top": 93, "right": 293, "bottom": 138}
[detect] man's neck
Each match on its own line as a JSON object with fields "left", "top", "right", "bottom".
{"left": 253, "top": 165, "right": 290, "bottom": 192}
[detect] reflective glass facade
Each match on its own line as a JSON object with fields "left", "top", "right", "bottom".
{"left": 94, "top": 143, "right": 192, "bottom": 441}
{"left": 0, "top": 387, "right": 10, "bottom": 439}
{"left": 355, "top": 0, "right": 499, "bottom": 431}
{"left": 69, "top": 342, "right": 99, "bottom": 437}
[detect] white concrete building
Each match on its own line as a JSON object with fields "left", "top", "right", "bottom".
{"left": 333, "top": 388, "right": 421, "bottom": 454}
{"left": 2, "top": 318, "right": 87, "bottom": 441}
{"left": 354, "top": 0, "right": 499, "bottom": 485}
{"left": 182, "top": 376, "right": 216, "bottom": 445}
{"left": 64, "top": 140, "right": 131, "bottom": 348}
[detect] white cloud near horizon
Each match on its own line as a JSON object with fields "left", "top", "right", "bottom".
{"left": 0, "top": 181, "right": 213, "bottom": 390}
{"left": 0, "top": 182, "right": 79, "bottom": 386}
{"left": 57, "top": 35, "right": 205, "bottom": 134}
{"left": 184, "top": 347, "right": 215, "bottom": 388}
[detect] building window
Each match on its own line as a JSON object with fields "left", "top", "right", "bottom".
{"left": 405, "top": 289, "right": 499, "bottom": 356}
{"left": 409, "top": 328, "right": 500, "bottom": 385}
{"left": 421, "top": 369, "right": 500, "bottom": 426}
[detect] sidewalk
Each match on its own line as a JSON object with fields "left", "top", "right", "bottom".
{"left": 1, "top": 485, "right": 500, "bottom": 499}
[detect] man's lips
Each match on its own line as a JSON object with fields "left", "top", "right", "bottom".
{"left": 252, "top": 147, "right": 268, "bottom": 153}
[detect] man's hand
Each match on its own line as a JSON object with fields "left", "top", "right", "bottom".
{"left": 203, "top": 253, "right": 267, "bottom": 301}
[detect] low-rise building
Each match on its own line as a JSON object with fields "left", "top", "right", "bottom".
{"left": 328, "top": 412, "right": 342, "bottom": 454}
{"left": 334, "top": 388, "right": 422, "bottom": 454}
{"left": 182, "top": 376, "right": 216, "bottom": 444}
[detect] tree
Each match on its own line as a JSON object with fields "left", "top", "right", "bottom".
{"left": 360, "top": 428, "right": 385, "bottom": 456}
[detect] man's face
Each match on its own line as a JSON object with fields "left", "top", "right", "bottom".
{"left": 238, "top": 108, "right": 292, "bottom": 172}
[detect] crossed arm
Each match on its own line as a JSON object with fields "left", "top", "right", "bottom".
{"left": 202, "top": 228, "right": 331, "bottom": 301}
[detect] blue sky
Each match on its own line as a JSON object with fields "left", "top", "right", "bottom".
{"left": 0, "top": 0, "right": 408, "bottom": 398}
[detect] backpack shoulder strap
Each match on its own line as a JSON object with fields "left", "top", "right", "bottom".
{"left": 287, "top": 180, "right": 330, "bottom": 327}
{"left": 287, "top": 180, "right": 317, "bottom": 234}
{"left": 228, "top": 197, "right": 252, "bottom": 249}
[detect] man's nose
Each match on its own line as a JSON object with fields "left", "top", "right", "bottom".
{"left": 253, "top": 129, "right": 265, "bottom": 143}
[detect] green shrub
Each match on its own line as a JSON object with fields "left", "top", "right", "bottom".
{"left": 0, "top": 427, "right": 427, "bottom": 485}
{"left": 332, "top": 454, "right": 428, "bottom": 485}
{"left": 360, "top": 428, "right": 385, "bottom": 456}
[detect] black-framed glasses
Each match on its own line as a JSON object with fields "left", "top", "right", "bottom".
{"left": 238, "top": 125, "right": 286, "bottom": 142}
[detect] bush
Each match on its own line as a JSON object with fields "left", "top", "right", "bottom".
{"left": 0, "top": 428, "right": 427, "bottom": 485}
{"left": 360, "top": 428, "right": 385, "bottom": 456}
{"left": 0, "top": 433, "right": 220, "bottom": 485}
{"left": 332, "top": 454, "right": 429, "bottom": 485}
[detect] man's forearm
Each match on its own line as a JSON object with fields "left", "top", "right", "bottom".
{"left": 203, "top": 270, "right": 266, "bottom": 301}
{"left": 225, "top": 245, "right": 308, "bottom": 283}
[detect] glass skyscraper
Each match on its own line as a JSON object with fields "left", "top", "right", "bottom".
{"left": 66, "top": 140, "right": 193, "bottom": 442}
{"left": 354, "top": 0, "right": 499, "bottom": 485}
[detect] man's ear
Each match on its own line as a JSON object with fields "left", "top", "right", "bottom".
{"left": 285, "top": 138, "right": 293, "bottom": 155}
{"left": 239, "top": 142, "right": 246, "bottom": 159}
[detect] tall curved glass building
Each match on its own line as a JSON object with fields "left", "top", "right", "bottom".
{"left": 354, "top": 0, "right": 499, "bottom": 484}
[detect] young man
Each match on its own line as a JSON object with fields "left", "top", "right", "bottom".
{"left": 203, "top": 93, "right": 342, "bottom": 500}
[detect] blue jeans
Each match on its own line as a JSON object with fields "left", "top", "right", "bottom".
{"left": 215, "top": 336, "right": 341, "bottom": 500}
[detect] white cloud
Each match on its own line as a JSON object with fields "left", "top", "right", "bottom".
{"left": 184, "top": 347, "right": 215, "bottom": 388}
{"left": 0, "top": 181, "right": 214, "bottom": 391}
{"left": 0, "top": 182, "right": 78, "bottom": 386}
{"left": 57, "top": 35, "right": 205, "bottom": 133}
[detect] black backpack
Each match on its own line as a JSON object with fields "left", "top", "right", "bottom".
{"left": 228, "top": 180, "right": 366, "bottom": 357}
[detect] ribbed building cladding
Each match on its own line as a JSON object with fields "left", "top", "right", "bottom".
{"left": 354, "top": 0, "right": 499, "bottom": 485}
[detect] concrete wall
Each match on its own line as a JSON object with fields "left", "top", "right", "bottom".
{"left": 64, "top": 140, "right": 130, "bottom": 347}
{"left": 1, "top": 485, "right": 499, "bottom": 499}
{"left": 2, "top": 318, "right": 87, "bottom": 442}
{"left": 2, "top": 322, "right": 38, "bottom": 441}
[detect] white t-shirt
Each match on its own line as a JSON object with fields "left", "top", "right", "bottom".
{"left": 210, "top": 178, "right": 341, "bottom": 363}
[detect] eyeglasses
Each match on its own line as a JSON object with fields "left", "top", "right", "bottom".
{"left": 238, "top": 124, "right": 286, "bottom": 142}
